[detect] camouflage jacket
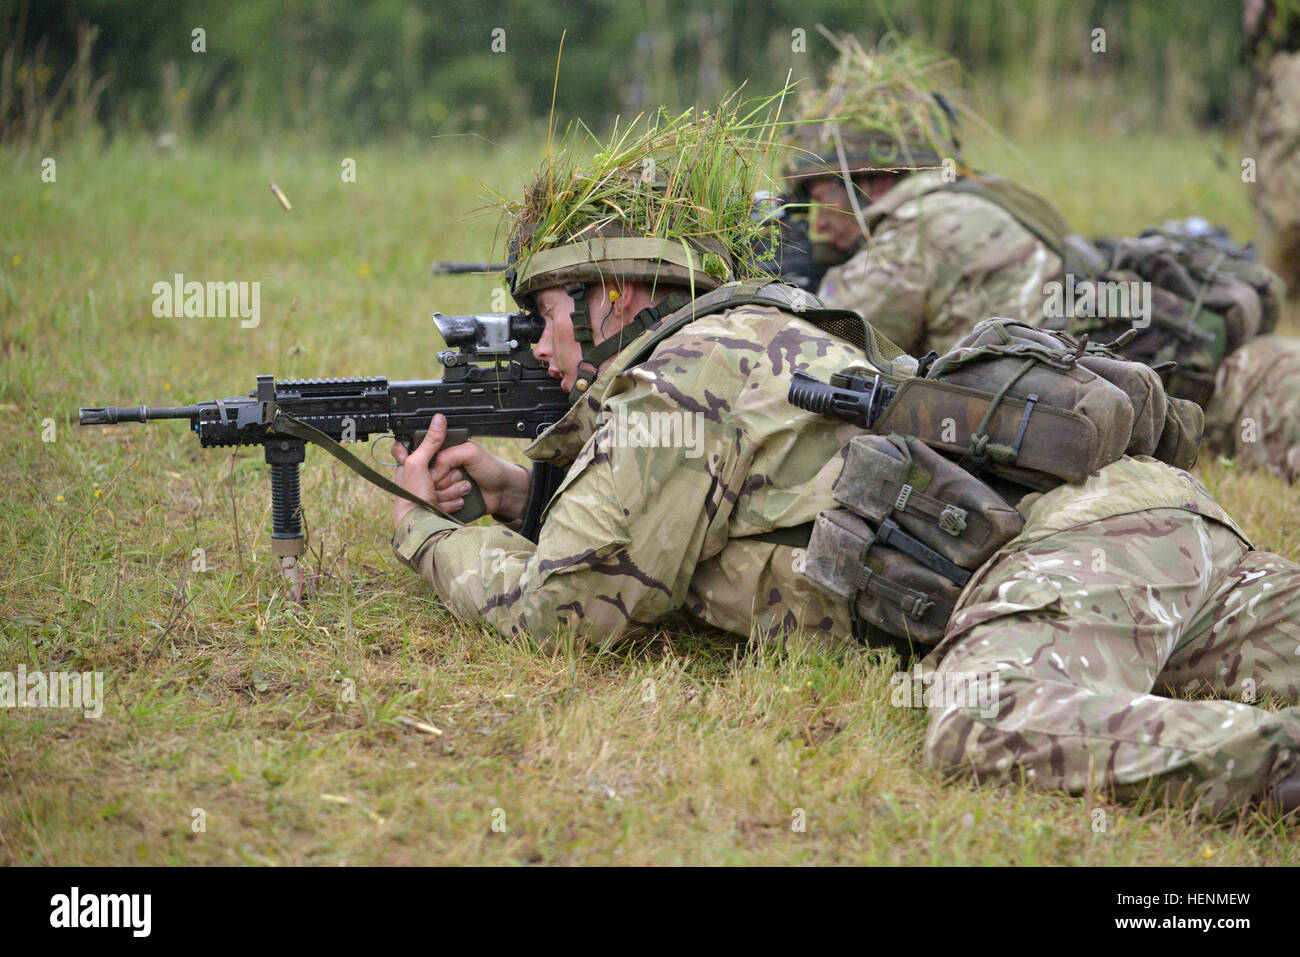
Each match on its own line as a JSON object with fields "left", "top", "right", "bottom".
{"left": 393, "top": 301, "right": 869, "bottom": 650}
{"left": 816, "top": 169, "right": 1062, "bottom": 356}
{"left": 392, "top": 294, "right": 1247, "bottom": 650}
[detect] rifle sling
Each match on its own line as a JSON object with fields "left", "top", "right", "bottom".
{"left": 269, "top": 409, "right": 461, "bottom": 524}
{"left": 744, "top": 522, "right": 815, "bottom": 548}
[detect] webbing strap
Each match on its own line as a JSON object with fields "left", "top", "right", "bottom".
{"left": 856, "top": 567, "right": 934, "bottom": 621}
{"left": 579, "top": 292, "right": 692, "bottom": 380}
{"left": 744, "top": 522, "right": 814, "bottom": 549}
{"left": 875, "top": 518, "right": 972, "bottom": 587}
{"left": 892, "top": 482, "right": 968, "bottom": 536}
{"left": 567, "top": 282, "right": 598, "bottom": 401}
{"left": 269, "top": 410, "right": 459, "bottom": 522}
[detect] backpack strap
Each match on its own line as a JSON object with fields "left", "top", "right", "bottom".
{"left": 626, "top": 280, "right": 913, "bottom": 381}
{"left": 929, "top": 174, "right": 1104, "bottom": 278}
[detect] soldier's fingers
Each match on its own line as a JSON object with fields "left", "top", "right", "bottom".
{"left": 434, "top": 469, "right": 464, "bottom": 491}
{"left": 431, "top": 441, "right": 479, "bottom": 483}
{"left": 392, "top": 439, "right": 409, "bottom": 465}
{"left": 404, "top": 425, "right": 443, "bottom": 472}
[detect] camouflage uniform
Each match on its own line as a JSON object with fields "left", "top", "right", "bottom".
{"left": 1204, "top": 334, "right": 1300, "bottom": 482}
{"left": 393, "top": 290, "right": 1300, "bottom": 815}
{"left": 921, "top": 457, "right": 1300, "bottom": 818}
{"left": 394, "top": 301, "right": 864, "bottom": 648}
{"left": 816, "top": 170, "right": 1063, "bottom": 356}
{"left": 1244, "top": 10, "right": 1300, "bottom": 291}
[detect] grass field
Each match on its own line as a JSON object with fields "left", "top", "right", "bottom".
{"left": 2, "top": 130, "right": 1298, "bottom": 866}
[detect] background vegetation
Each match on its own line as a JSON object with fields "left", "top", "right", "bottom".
{"left": 3, "top": 0, "right": 1254, "bottom": 147}
{"left": 2, "top": 1, "right": 1298, "bottom": 865}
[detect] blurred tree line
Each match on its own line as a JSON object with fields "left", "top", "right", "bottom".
{"left": 1, "top": 0, "right": 1252, "bottom": 147}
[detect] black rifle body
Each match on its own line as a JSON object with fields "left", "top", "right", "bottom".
{"left": 80, "top": 312, "right": 570, "bottom": 556}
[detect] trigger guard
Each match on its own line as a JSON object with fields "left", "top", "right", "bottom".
{"left": 370, "top": 433, "right": 400, "bottom": 468}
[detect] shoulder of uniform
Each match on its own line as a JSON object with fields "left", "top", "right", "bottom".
{"left": 892, "top": 185, "right": 998, "bottom": 219}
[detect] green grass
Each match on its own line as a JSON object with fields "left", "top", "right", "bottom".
{"left": 1, "top": 131, "right": 1298, "bottom": 865}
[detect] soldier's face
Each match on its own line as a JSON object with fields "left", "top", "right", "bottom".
{"left": 533, "top": 284, "right": 626, "bottom": 393}
{"left": 806, "top": 174, "right": 898, "bottom": 252}
{"left": 806, "top": 178, "right": 866, "bottom": 252}
{"left": 533, "top": 286, "right": 584, "bottom": 392}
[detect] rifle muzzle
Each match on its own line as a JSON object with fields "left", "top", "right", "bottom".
{"left": 79, "top": 405, "right": 201, "bottom": 425}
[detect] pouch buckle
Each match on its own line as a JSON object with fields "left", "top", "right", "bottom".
{"left": 895, "top": 484, "right": 913, "bottom": 511}
{"left": 939, "top": 505, "right": 968, "bottom": 536}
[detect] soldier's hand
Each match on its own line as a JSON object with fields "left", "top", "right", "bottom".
{"left": 429, "top": 422, "right": 531, "bottom": 522}
{"left": 391, "top": 419, "right": 443, "bottom": 527}
{"left": 391, "top": 414, "right": 531, "bottom": 526}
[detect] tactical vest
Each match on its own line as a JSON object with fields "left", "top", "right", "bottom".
{"left": 624, "top": 283, "right": 1201, "bottom": 655}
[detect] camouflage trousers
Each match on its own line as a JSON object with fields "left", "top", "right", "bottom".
{"left": 1246, "top": 51, "right": 1300, "bottom": 291}
{"left": 920, "top": 508, "right": 1300, "bottom": 817}
{"left": 1203, "top": 334, "right": 1300, "bottom": 483}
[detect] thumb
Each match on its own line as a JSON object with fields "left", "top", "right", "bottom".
{"left": 405, "top": 414, "right": 446, "bottom": 469}
{"left": 423, "top": 413, "right": 447, "bottom": 450}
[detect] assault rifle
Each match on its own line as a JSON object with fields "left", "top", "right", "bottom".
{"left": 79, "top": 312, "right": 569, "bottom": 568}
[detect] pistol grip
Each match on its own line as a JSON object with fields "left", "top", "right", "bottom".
{"left": 408, "top": 427, "right": 487, "bottom": 523}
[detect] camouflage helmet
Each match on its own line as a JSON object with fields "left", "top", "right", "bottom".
{"left": 509, "top": 223, "right": 734, "bottom": 304}
{"left": 785, "top": 32, "right": 965, "bottom": 198}
{"left": 501, "top": 102, "right": 777, "bottom": 399}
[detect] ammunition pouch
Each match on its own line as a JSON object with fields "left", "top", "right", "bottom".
{"left": 874, "top": 318, "right": 1196, "bottom": 487}
{"left": 803, "top": 432, "right": 1025, "bottom": 647}
{"left": 833, "top": 433, "right": 1024, "bottom": 566}
{"left": 796, "top": 318, "right": 1199, "bottom": 647}
{"left": 804, "top": 508, "right": 965, "bottom": 647}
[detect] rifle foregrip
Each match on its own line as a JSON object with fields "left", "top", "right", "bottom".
{"left": 407, "top": 428, "right": 487, "bottom": 523}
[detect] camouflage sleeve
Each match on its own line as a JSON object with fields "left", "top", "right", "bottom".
{"left": 816, "top": 220, "right": 938, "bottom": 355}
{"left": 391, "top": 362, "right": 744, "bottom": 647}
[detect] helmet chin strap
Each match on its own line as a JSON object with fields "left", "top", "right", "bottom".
{"left": 563, "top": 281, "right": 690, "bottom": 403}
{"left": 565, "top": 282, "right": 598, "bottom": 401}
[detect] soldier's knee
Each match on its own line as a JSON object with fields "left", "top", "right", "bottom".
{"left": 922, "top": 698, "right": 1007, "bottom": 781}
{"left": 921, "top": 668, "right": 1038, "bottom": 783}
{"left": 923, "top": 700, "right": 978, "bottom": 776}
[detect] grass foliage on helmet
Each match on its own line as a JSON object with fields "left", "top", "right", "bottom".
{"left": 786, "top": 29, "right": 967, "bottom": 186}
{"left": 499, "top": 92, "right": 789, "bottom": 301}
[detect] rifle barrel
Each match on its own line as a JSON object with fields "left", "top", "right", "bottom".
{"left": 430, "top": 261, "right": 507, "bottom": 275}
{"left": 79, "top": 404, "right": 201, "bottom": 425}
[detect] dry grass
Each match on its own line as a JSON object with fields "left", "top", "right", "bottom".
{"left": 502, "top": 95, "right": 782, "bottom": 286}
{"left": 1, "top": 132, "right": 1298, "bottom": 865}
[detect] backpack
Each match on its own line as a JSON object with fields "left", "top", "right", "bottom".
{"left": 919, "top": 176, "right": 1287, "bottom": 406}
{"left": 1048, "top": 232, "right": 1285, "bottom": 405}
